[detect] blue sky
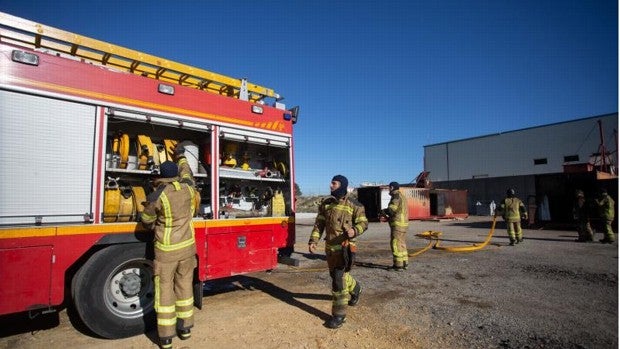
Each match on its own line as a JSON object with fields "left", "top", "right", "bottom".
{"left": 1, "top": 1, "right": 617, "bottom": 195}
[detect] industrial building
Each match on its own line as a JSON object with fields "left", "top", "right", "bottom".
{"left": 423, "top": 113, "right": 618, "bottom": 224}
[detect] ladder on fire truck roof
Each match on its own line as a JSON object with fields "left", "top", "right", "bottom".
{"left": 0, "top": 11, "right": 279, "bottom": 103}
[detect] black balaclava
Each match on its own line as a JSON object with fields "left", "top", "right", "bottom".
{"left": 389, "top": 181, "right": 400, "bottom": 192}
{"left": 331, "top": 175, "right": 348, "bottom": 199}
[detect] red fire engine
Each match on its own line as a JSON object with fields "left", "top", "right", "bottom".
{"left": 0, "top": 12, "right": 298, "bottom": 338}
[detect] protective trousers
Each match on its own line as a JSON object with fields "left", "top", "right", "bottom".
{"left": 390, "top": 227, "right": 408, "bottom": 267}
{"left": 154, "top": 255, "right": 197, "bottom": 339}
{"left": 326, "top": 248, "right": 357, "bottom": 317}
{"left": 506, "top": 221, "right": 522, "bottom": 242}
{"left": 601, "top": 219, "right": 615, "bottom": 242}
{"left": 577, "top": 220, "right": 594, "bottom": 241}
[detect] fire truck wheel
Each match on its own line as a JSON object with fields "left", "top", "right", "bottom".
{"left": 71, "top": 243, "right": 155, "bottom": 339}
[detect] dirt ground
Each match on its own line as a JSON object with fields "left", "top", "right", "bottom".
{"left": 0, "top": 215, "right": 617, "bottom": 349}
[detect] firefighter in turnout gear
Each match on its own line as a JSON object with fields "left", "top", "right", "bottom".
{"left": 308, "top": 175, "right": 368, "bottom": 329}
{"left": 141, "top": 156, "right": 200, "bottom": 349}
{"left": 380, "top": 182, "right": 409, "bottom": 271}
{"left": 495, "top": 188, "right": 527, "bottom": 246}
{"left": 573, "top": 190, "right": 594, "bottom": 242}
{"left": 594, "top": 188, "right": 615, "bottom": 244}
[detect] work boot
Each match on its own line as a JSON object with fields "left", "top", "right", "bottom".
{"left": 348, "top": 283, "right": 362, "bottom": 306}
{"left": 599, "top": 238, "right": 614, "bottom": 244}
{"left": 509, "top": 240, "right": 515, "bottom": 246}
{"left": 325, "top": 315, "right": 346, "bottom": 329}
{"left": 517, "top": 238, "right": 524, "bottom": 243}
{"left": 403, "top": 261, "right": 409, "bottom": 270}
{"left": 389, "top": 264, "right": 405, "bottom": 272}
{"left": 159, "top": 338, "right": 173, "bottom": 349}
{"left": 178, "top": 328, "right": 191, "bottom": 340}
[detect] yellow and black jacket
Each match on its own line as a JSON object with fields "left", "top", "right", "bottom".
{"left": 309, "top": 195, "right": 368, "bottom": 250}
{"left": 141, "top": 177, "right": 200, "bottom": 263}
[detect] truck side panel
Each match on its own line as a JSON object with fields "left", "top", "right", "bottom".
{"left": 0, "top": 91, "right": 96, "bottom": 225}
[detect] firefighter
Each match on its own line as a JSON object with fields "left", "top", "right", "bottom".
{"left": 594, "top": 188, "right": 615, "bottom": 244}
{"left": 573, "top": 190, "right": 594, "bottom": 242}
{"left": 308, "top": 175, "right": 368, "bottom": 329}
{"left": 495, "top": 188, "right": 527, "bottom": 246}
{"left": 379, "top": 181, "right": 409, "bottom": 271}
{"left": 141, "top": 158, "right": 200, "bottom": 349}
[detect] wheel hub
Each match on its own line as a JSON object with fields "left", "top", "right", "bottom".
{"left": 119, "top": 271, "right": 142, "bottom": 297}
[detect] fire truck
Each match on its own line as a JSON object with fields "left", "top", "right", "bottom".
{"left": 0, "top": 12, "right": 298, "bottom": 338}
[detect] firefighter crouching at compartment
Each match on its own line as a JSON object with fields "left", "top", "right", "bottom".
{"left": 495, "top": 188, "right": 527, "bottom": 246}
{"left": 140, "top": 147, "right": 200, "bottom": 349}
{"left": 379, "top": 181, "right": 409, "bottom": 271}
{"left": 308, "top": 175, "right": 368, "bottom": 329}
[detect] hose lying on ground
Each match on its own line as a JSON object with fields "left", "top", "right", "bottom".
{"left": 432, "top": 216, "right": 497, "bottom": 252}
{"left": 276, "top": 218, "right": 498, "bottom": 272}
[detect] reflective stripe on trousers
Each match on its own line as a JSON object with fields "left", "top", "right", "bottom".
{"left": 154, "top": 255, "right": 196, "bottom": 339}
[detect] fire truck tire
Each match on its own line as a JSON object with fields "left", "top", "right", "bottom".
{"left": 71, "top": 243, "right": 155, "bottom": 339}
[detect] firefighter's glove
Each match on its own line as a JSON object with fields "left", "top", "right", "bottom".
{"left": 172, "top": 144, "right": 186, "bottom": 159}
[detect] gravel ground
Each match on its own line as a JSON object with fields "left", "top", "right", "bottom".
{"left": 0, "top": 215, "right": 617, "bottom": 349}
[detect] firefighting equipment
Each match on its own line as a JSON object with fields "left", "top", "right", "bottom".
{"left": 270, "top": 189, "right": 285, "bottom": 216}
{"left": 112, "top": 133, "right": 130, "bottom": 169}
{"left": 255, "top": 167, "right": 273, "bottom": 178}
{"left": 241, "top": 152, "right": 251, "bottom": 170}
{"left": 432, "top": 216, "right": 497, "bottom": 252}
{"left": 177, "top": 141, "right": 200, "bottom": 174}
{"left": 223, "top": 154, "right": 237, "bottom": 167}
{"left": 165, "top": 139, "right": 178, "bottom": 159}
{"left": 331, "top": 175, "right": 348, "bottom": 199}
{"left": 389, "top": 181, "right": 399, "bottom": 190}
{"left": 137, "top": 134, "right": 155, "bottom": 170}
{"left": 276, "top": 161, "right": 287, "bottom": 177}
{"left": 103, "top": 178, "right": 121, "bottom": 223}
{"left": 103, "top": 177, "right": 134, "bottom": 222}
{"left": 155, "top": 139, "right": 178, "bottom": 165}
{"left": 131, "top": 186, "right": 147, "bottom": 217}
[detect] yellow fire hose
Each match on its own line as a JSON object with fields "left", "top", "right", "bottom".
{"left": 408, "top": 235, "right": 437, "bottom": 257}
{"left": 432, "top": 216, "right": 497, "bottom": 252}
{"left": 276, "top": 218, "right": 497, "bottom": 272}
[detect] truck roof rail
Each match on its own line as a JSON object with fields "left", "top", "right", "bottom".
{"left": 0, "top": 11, "right": 279, "bottom": 102}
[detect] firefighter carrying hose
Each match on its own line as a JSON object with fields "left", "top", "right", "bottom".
{"left": 379, "top": 181, "right": 409, "bottom": 271}
{"left": 308, "top": 175, "right": 368, "bottom": 329}
{"left": 141, "top": 145, "right": 200, "bottom": 349}
{"left": 495, "top": 188, "right": 527, "bottom": 246}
